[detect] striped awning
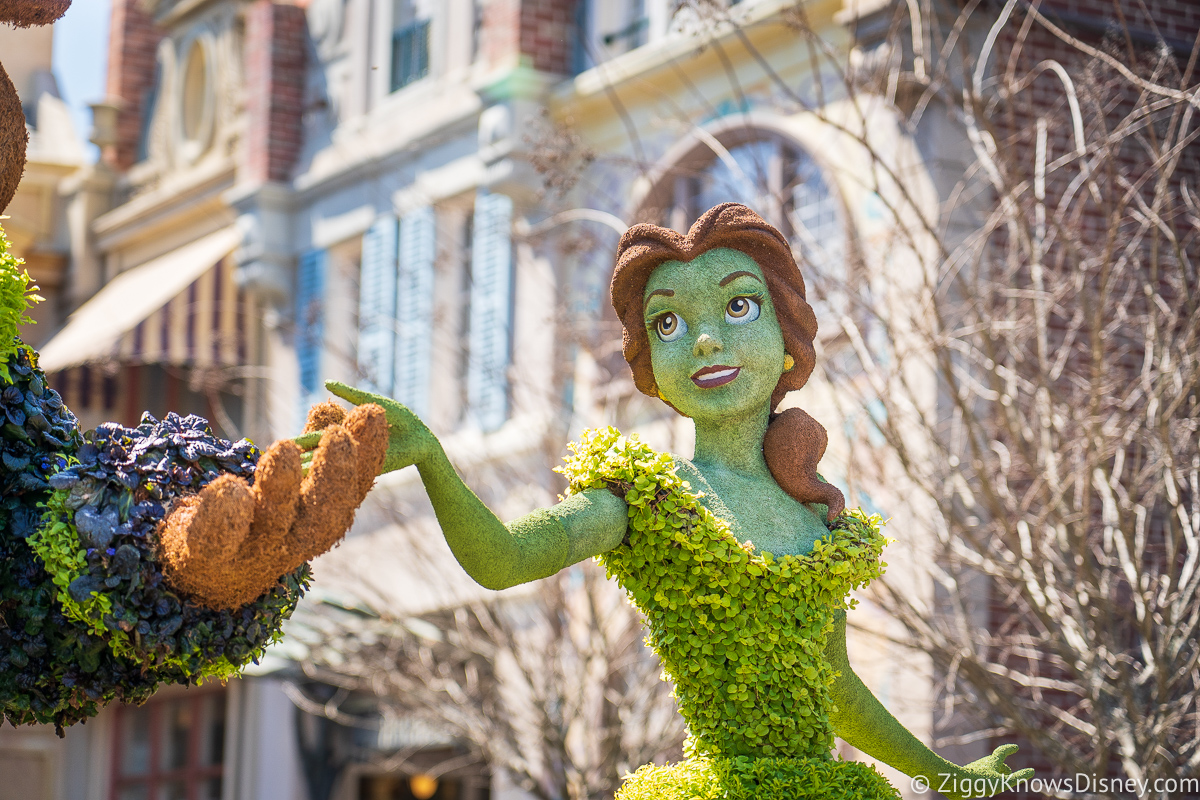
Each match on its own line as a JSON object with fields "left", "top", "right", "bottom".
{"left": 39, "top": 227, "right": 245, "bottom": 372}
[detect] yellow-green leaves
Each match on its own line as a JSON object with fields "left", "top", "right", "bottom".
{"left": 616, "top": 747, "right": 901, "bottom": 799}
{"left": 559, "top": 427, "right": 891, "bottom": 794}
{"left": 0, "top": 225, "right": 42, "bottom": 384}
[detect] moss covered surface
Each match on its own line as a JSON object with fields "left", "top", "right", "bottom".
{"left": 617, "top": 753, "right": 900, "bottom": 799}
{"left": 558, "top": 427, "right": 895, "bottom": 798}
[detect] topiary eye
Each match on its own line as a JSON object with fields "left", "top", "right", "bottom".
{"left": 655, "top": 312, "right": 687, "bottom": 342}
{"left": 725, "top": 296, "right": 761, "bottom": 324}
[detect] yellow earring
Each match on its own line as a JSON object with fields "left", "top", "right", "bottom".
{"left": 783, "top": 353, "right": 795, "bottom": 371}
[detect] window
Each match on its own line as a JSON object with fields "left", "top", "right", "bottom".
{"left": 602, "top": 0, "right": 648, "bottom": 51}
{"left": 297, "top": 248, "right": 327, "bottom": 417}
{"left": 180, "top": 43, "right": 208, "bottom": 142}
{"left": 391, "top": 6, "right": 430, "bottom": 92}
{"left": 633, "top": 131, "right": 853, "bottom": 328}
{"left": 466, "top": 191, "right": 513, "bottom": 431}
{"left": 111, "top": 691, "right": 226, "bottom": 800}
{"left": 357, "top": 208, "right": 435, "bottom": 416}
{"left": 177, "top": 37, "right": 214, "bottom": 162}
{"left": 667, "top": 135, "right": 847, "bottom": 316}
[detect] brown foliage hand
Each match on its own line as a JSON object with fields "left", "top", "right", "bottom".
{"left": 157, "top": 402, "right": 388, "bottom": 610}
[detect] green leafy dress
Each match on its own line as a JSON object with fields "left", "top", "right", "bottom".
{"left": 559, "top": 428, "right": 901, "bottom": 800}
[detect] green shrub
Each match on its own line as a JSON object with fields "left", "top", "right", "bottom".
{"left": 559, "top": 427, "right": 896, "bottom": 798}
{"left": 617, "top": 753, "right": 900, "bottom": 799}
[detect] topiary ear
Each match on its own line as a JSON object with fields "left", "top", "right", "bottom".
{"left": 0, "top": 1, "right": 72, "bottom": 212}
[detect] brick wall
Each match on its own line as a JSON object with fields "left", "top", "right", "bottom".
{"left": 241, "top": 1, "right": 307, "bottom": 184}
{"left": 1040, "top": 0, "right": 1200, "bottom": 51}
{"left": 104, "top": 0, "right": 163, "bottom": 170}
{"left": 481, "top": 0, "right": 574, "bottom": 75}
{"left": 519, "top": 0, "right": 574, "bottom": 74}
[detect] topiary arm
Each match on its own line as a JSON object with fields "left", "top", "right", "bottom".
{"left": 314, "top": 381, "right": 629, "bottom": 590}
{"left": 825, "top": 610, "right": 1033, "bottom": 799}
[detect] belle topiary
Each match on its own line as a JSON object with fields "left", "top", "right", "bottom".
{"left": 0, "top": 225, "right": 387, "bottom": 732}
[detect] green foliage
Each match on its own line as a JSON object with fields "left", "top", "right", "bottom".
{"left": 558, "top": 427, "right": 893, "bottom": 797}
{"left": 616, "top": 753, "right": 900, "bottom": 799}
{"left": 28, "top": 413, "right": 310, "bottom": 684}
{"left": 0, "top": 340, "right": 163, "bottom": 732}
{"left": 0, "top": 225, "right": 43, "bottom": 384}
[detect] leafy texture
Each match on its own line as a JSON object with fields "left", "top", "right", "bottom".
{"left": 29, "top": 413, "right": 309, "bottom": 682}
{"left": 2, "top": 225, "right": 309, "bottom": 729}
{"left": 558, "top": 427, "right": 897, "bottom": 799}
{"left": 616, "top": 753, "right": 898, "bottom": 799}
{"left": 0, "top": 224, "right": 41, "bottom": 384}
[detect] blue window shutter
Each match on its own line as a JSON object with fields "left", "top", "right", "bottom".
{"left": 296, "top": 248, "right": 327, "bottom": 412}
{"left": 395, "top": 205, "right": 436, "bottom": 418}
{"left": 467, "top": 191, "right": 513, "bottom": 431}
{"left": 359, "top": 216, "right": 399, "bottom": 394}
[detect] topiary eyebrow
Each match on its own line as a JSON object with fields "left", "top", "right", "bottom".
{"left": 646, "top": 288, "right": 675, "bottom": 301}
{"left": 718, "top": 270, "right": 762, "bottom": 287}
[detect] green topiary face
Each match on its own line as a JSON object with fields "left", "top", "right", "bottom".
{"left": 642, "top": 248, "right": 786, "bottom": 423}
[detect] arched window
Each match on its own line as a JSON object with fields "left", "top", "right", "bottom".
{"left": 647, "top": 131, "right": 850, "bottom": 321}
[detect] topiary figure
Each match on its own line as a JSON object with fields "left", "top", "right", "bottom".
{"left": 307, "top": 204, "right": 1036, "bottom": 800}
{"left": 0, "top": 224, "right": 387, "bottom": 732}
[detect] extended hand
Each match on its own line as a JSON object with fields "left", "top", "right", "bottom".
{"left": 157, "top": 402, "right": 388, "bottom": 610}
{"left": 937, "top": 744, "right": 1033, "bottom": 800}
{"left": 294, "top": 381, "right": 442, "bottom": 475}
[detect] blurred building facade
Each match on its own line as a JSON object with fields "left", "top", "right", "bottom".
{"left": 4, "top": 2, "right": 948, "bottom": 799}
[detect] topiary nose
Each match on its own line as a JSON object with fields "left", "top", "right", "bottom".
{"left": 693, "top": 333, "right": 722, "bottom": 356}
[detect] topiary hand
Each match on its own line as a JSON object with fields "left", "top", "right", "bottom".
{"left": 293, "top": 380, "right": 443, "bottom": 476}
{"left": 156, "top": 402, "right": 388, "bottom": 610}
{"left": 937, "top": 744, "right": 1033, "bottom": 800}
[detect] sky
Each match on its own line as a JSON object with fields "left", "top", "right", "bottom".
{"left": 51, "top": 0, "right": 112, "bottom": 162}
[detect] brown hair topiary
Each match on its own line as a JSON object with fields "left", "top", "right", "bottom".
{"left": 610, "top": 202, "right": 845, "bottom": 518}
